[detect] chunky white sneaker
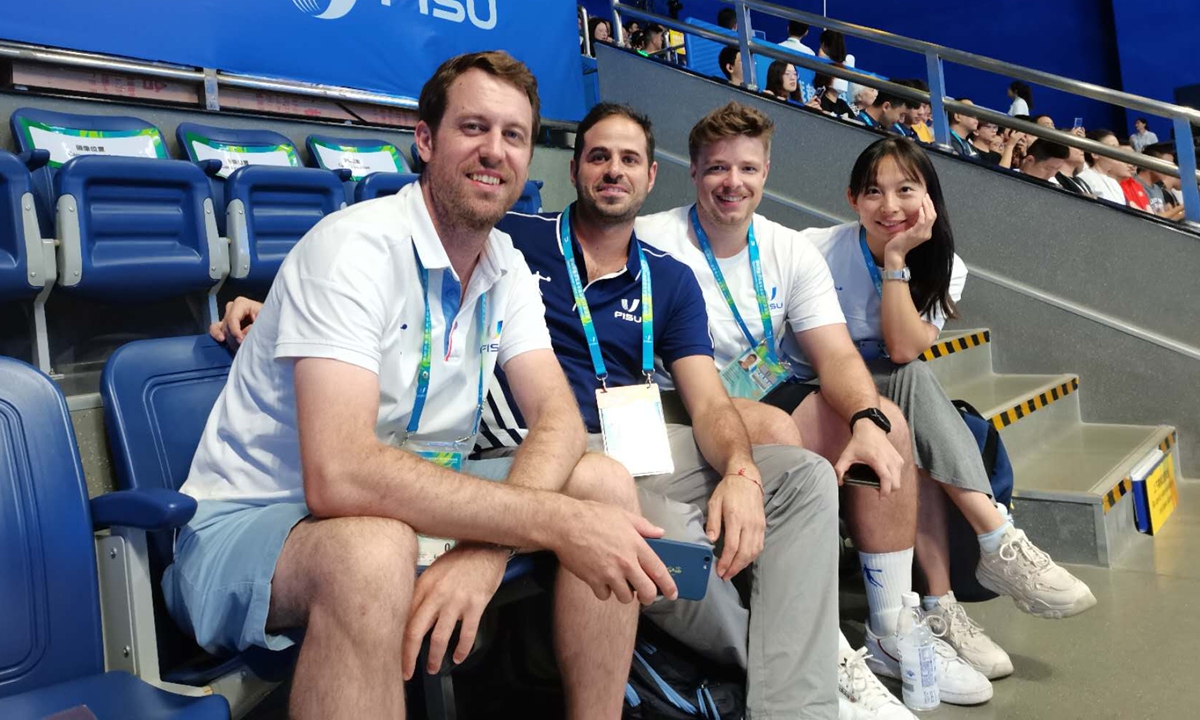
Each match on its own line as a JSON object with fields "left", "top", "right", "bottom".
{"left": 838, "top": 645, "right": 916, "bottom": 719}
{"left": 925, "top": 592, "right": 1013, "bottom": 679}
{"left": 976, "top": 527, "right": 1098, "bottom": 619}
{"left": 864, "top": 625, "right": 993, "bottom": 706}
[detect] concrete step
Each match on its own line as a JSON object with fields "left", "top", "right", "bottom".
{"left": 921, "top": 327, "right": 994, "bottom": 387}
{"left": 940, "top": 371, "right": 1082, "bottom": 462}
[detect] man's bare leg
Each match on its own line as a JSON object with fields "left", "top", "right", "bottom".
{"left": 915, "top": 469, "right": 953, "bottom": 596}
{"left": 730, "top": 398, "right": 803, "bottom": 446}
{"left": 267, "top": 516, "right": 419, "bottom": 719}
{"left": 553, "top": 453, "right": 644, "bottom": 720}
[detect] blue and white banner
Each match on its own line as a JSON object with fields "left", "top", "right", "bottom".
{"left": 0, "top": 0, "right": 586, "bottom": 120}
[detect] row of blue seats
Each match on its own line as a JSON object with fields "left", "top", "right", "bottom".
{"left": 0, "top": 334, "right": 549, "bottom": 718}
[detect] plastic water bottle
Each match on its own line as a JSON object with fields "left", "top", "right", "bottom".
{"left": 897, "top": 591, "right": 939, "bottom": 711}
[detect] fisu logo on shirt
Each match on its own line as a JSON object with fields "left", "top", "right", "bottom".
{"left": 614, "top": 297, "right": 641, "bottom": 323}
{"left": 479, "top": 320, "right": 503, "bottom": 353}
{"left": 769, "top": 286, "right": 785, "bottom": 311}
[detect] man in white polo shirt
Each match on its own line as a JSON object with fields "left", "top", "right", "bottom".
{"left": 169, "top": 51, "right": 676, "bottom": 719}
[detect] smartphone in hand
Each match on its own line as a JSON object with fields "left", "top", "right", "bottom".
{"left": 843, "top": 463, "right": 882, "bottom": 489}
{"left": 645, "top": 538, "right": 712, "bottom": 601}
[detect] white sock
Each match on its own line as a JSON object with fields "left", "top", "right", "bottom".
{"left": 978, "top": 519, "right": 1014, "bottom": 555}
{"left": 922, "top": 594, "right": 946, "bottom": 611}
{"left": 859, "top": 548, "right": 913, "bottom": 637}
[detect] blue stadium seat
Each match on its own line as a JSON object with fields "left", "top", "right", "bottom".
{"left": 514, "top": 180, "right": 545, "bottom": 214}
{"left": 102, "top": 335, "right": 550, "bottom": 716}
{"left": 10, "top": 108, "right": 171, "bottom": 236}
{"left": 0, "top": 354, "right": 229, "bottom": 719}
{"left": 682, "top": 17, "right": 832, "bottom": 90}
{"left": 355, "top": 171, "right": 420, "bottom": 202}
{"left": 305, "top": 134, "right": 410, "bottom": 177}
{"left": 223, "top": 164, "right": 347, "bottom": 293}
{"left": 53, "top": 156, "right": 228, "bottom": 305}
{"left": 0, "top": 149, "right": 55, "bottom": 372}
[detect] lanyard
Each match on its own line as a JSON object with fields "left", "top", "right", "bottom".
{"left": 559, "top": 205, "right": 654, "bottom": 387}
{"left": 689, "top": 205, "right": 782, "bottom": 369}
{"left": 406, "top": 241, "right": 488, "bottom": 439}
{"left": 860, "top": 110, "right": 877, "bottom": 127}
{"left": 858, "top": 225, "right": 885, "bottom": 298}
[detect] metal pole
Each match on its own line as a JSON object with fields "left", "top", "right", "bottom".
{"left": 580, "top": 6, "right": 592, "bottom": 57}
{"left": 736, "top": 1, "right": 757, "bottom": 91}
{"left": 611, "top": 0, "right": 625, "bottom": 48}
{"left": 1174, "top": 117, "right": 1200, "bottom": 226}
{"left": 925, "top": 51, "right": 951, "bottom": 150}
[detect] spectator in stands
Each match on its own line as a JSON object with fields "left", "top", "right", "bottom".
{"left": 717, "top": 7, "right": 738, "bottom": 30}
{"left": 887, "top": 80, "right": 923, "bottom": 140}
{"left": 1034, "top": 114, "right": 1056, "bottom": 129}
{"left": 819, "top": 30, "right": 856, "bottom": 98}
{"left": 624, "top": 19, "right": 642, "bottom": 37}
{"left": 800, "top": 136, "right": 1095, "bottom": 689}
{"left": 970, "top": 121, "right": 1003, "bottom": 164}
{"left": 588, "top": 17, "right": 613, "bottom": 56}
{"left": 1145, "top": 143, "right": 1187, "bottom": 209}
{"left": 1018, "top": 139, "right": 1070, "bottom": 183}
{"left": 764, "top": 61, "right": 802, "bottom": 103}
{"left": 1076, "top": 129, "right": 1131, "bottom": 205}
{"left": 1130, "top": 118, "right": 1159, "bottom": 153}
{"left": 1056, "top": 127, "right": 1095, "bottom": 195}
{"left": 184, "top": 51, "right": 679, "bottom": 719}
{"left": 1007, "top": 80, "right": 1032, "bottom": 116}
{"left": 1131, "top": 148, "right": 1180, "bottom": 218}
{"left": 815, "top": 71, "right": 856, "bottom": 118}
{"left": 719, "top": 46, "right": 743, "bottom": 86}
{"left": 900, "top": 79, "right": 934, "bottom": 143}
{"left": 780, "top": 20, "right": 816, "bottom": 56}
{"left": 635, "top": 101, "right": 938, "bottom": 717}
{"left": 218, "top": 100, "right": 844, "bottom": 719}
{"left": 860, "top": 89, "right": 911, "bottom": 134}
{"left": 854, "top": 86, "right": 879, "bottom": 114}
{"left": 1117, "top": 142, "right": 1151, "bottom": 210}
{"left": 998, "top": 126, "right": 1032, "bottom": 170}
{"left": 946, "top": 100, "right": 980, "bottom": 158}
{"left": 642, "top": 23, "right": 666, "bottom": 55}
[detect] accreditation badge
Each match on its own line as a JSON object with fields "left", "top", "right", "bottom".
{"left": 403, "top": 438, "right": 470, "bottom": 567}
{"left": 719, "top": 340, "right": 793, "bottom": 401}
{"left": 596, "top": 383, "right": 675, "bottom": 477}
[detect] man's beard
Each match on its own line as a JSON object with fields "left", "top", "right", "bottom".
{"left": 427, "top": 166, "right": 518, "bottom": 233}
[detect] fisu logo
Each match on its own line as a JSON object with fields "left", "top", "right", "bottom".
{"left": 769, "top": 286, "right": 785, "bottom": 311}
{"left": 294, "top": 0, "right": 498, "bottom": 30}
{"left": 480, "top": 320, "right": 504, "bottom": 353}
{"left": 614, "top": 298, "right": 641, "bottom": 323}
{"left": 621, "top": 298, "right": 640, "bottom": 313}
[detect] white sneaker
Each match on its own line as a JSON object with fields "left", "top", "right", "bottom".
{"left": 864, "top": 625, "right": 993, "bottom": 706}
{"left": 924, "top": 592, "right": 1013, "bottom": 679}
{"left": 838, "top": 645, "right": 916, "bottom": 719}
{"left": 976, "top": 527, "right": 1098, "bottom": 619}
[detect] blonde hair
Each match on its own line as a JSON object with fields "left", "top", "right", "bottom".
{"left": 688, "top": 102, "right": 774, "bottom": 163}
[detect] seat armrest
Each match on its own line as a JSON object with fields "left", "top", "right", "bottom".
{"left": 18, "top": 149, "right": 50, "bottom": 172}
{"left": 197, "top": 159, "right": 224, "bottom": 178}
{"left": 332, "top": 168, "right": 353, "bottom": 182}
{"left": 91, "top": 488, "right": 198, "bottom": 531}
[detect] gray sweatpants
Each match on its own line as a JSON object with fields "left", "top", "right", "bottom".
{"left": 633, "top": 425, "right": 840, "bottom": 720}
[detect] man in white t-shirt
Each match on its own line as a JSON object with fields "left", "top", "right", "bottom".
{"left": 636, "top": 102, "right": 922, "bottom": 718}
{"left": 779, "top": 20, "right": 816, "bottom": 56}
{"left": 168, "top": 52, "right": 676, "bottom": 719}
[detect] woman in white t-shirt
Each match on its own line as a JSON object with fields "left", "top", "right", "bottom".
{"left": 807, "top": 137, "right": 1096, "bottom": 679}
{"left": 1075, "top": 129, "right": 1131, "bottom": 205}
{"left": 1006, "top": 81, "right": 1032, "bottom": 117}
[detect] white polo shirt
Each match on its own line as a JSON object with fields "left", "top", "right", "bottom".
{"left": 803, "top": 221, "right": 967, "bottom": 359}
{"left": 1075, "top": 166, "right": 1128, "bottom": 205}
{"left": 182, "top": 181, "right": 552, "bottom": 504}
{"left": 635, "top": 206, "right": 845, "bottom": 386}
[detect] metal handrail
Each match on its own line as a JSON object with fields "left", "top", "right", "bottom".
{"left": 608, "top": 0, "right": 1200, "bottom": 225}
{"left": 0, "top": 40, "right": 202, "bottom": 82}
{"left": 219, "top": 73, "right": 417, "bottom": 110}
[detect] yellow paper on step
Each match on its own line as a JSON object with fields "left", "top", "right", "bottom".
{"left": 1146, "top": 454, "right": 1179, "bottom": 535}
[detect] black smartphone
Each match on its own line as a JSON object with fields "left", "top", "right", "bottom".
{"left": 843, "top": 463, "right": 882, "bottom": 489}
{"left": 644, "top": 537, "right": 712, "bottom": 601}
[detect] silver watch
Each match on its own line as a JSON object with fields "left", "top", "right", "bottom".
{"left": 881, "top": 267, "right": 911, "bottom": 282}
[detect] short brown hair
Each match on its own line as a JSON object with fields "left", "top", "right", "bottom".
{"left": 419, "top": 51, "right": 541, "bottom": 142}
{"left": 688, "top": 102, "right": 775, "bottom": 163}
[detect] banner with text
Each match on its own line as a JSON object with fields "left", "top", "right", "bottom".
{"left": 0, "top": 0, "right": 586, "bottom": 121}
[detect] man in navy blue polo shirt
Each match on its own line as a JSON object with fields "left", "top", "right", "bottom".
{"left": 481, "top": 103, "right": 839, "bottom": 719}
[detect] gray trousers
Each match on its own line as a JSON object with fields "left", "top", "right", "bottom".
{"left": 634, "top": 425, "right": 840, "bottom": 720}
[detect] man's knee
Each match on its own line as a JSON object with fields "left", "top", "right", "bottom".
{"left": 302, "top": 517, "right": 419, "bottom": 619}
{"left": 563, "top": 452, "right": 639, "bottom": 513}
{"left": 879, "top": 398, "right": 912, "bottom": 454}
{"left": 734, "top": 398, "right": 803, "bottom": 447}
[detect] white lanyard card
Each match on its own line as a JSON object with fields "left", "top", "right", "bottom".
{"left": 596, "top": 383, "right": 675, "bottom": 477}
{"left": 719, "top": 339, "right": 793, "bottom": 401}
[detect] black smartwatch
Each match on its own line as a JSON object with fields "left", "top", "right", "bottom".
{"left": 850, "top": 407, "right": 891, "bottom": 434}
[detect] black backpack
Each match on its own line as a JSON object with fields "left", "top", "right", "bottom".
{"left": 623, "top": 621, "right": 745, "bottom": 719}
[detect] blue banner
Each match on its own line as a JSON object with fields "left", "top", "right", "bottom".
{"left": 0, "top": 0, "right": 586, "bottom": 121}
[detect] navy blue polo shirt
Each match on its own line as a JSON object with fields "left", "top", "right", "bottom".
{"left": 476, "top": 207, "right": 713, "bottom": 450}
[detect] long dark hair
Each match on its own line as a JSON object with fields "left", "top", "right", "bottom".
{"left": 1009, "top": 80, "right": 1033, "bottom": 109}
{"left": 765, "top": 61, "right": 801, "bottom": 102}
{"left": 848, "top": 137, "right": 957, "bottom": 320}
{"left": 820, "top": 29, "right": 848, "bottom": 63}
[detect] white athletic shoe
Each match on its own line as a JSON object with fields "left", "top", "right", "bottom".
{"left": 924, "top": 592, "right": 1013, "bottom": 679}
{"left": 976, "top": 527, "right": 1098, "bottom": 619}
{"left": 864, "top": 625, "right": 993, "bottom": 706}
{"left": 838, "top": 645, "right": 916, "bottom": 719}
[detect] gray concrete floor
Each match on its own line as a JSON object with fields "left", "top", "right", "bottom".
{"left": 843, "top": 479, "right": 1200, "bottom": 720}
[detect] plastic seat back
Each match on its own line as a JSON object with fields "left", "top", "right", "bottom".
{"left": 0, "top": 151, "right": 43, "bottom": 303}
{"left": 306, "top": 134, "right": 409, "bottom": 178}
{"left": 354, "top": 172, "right": 419, "bottom": 203}
{"left": 0, "top": 357, "right": 105, "bottom": 697}
{"left": 10, "top": 108, "right": 169, "bottom": 236}
{"left": 513, "top": 180, "right": 545, "bottom": 214}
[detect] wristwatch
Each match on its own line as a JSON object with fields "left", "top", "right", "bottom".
{"left": 881, "top": 266, "right": 911, "bottom": 282}
{"left": 850, "top": 407, "right": 892, "bottom": 434}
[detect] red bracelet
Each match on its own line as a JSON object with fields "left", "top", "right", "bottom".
{"left": 736, "top": 467, "right": 764, "bottom": 495}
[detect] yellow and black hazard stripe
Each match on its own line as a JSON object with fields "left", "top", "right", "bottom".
{"left": 1101, "top": 430, "right": 1179, "bottom": 513}
{"left": 988, "top": 377, "right": 1079, "bottom": 432}
{"left": 920, "top": 330, "right": 991, "bottom": 362}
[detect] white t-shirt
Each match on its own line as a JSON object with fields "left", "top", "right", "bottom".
{"left": 182, "top": 181, "right": 552, "bottom": 503}
{"left": 831, "top": 53, "right": 856, "bottom": 94}
{"left": 779, "top": 37, "right": 816, "bottom": 56}
{"left": 634, "top": 206, "right": 846, "bottom": 386}
{"left": 1008, "top": 97, "right": 1030, "bottom": 116}
{"left": 1076, "top": 166, "right": 1128, "bottom": 205}
{"left": 803, "top": 222, "right": 967, "bottom": 365}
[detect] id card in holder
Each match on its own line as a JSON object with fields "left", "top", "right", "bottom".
{"left": 404, "top": 439, "right": 469, "bottom": 566}
{"left": 719, "top": 341, "right": 792, "bottom": 401}
{"left": 596, "top": 383, "right": 675, "bottom": 477}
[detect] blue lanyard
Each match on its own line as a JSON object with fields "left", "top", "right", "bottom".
{"left": 689, "top": 206, "right": 783, "bottom": 369}
{"left": 558, "top": 205, "right": 654, "bottom": 386}
{"left": 858, "top": 225, "right": 885, "bottom": 298}
{"left": 407, "top": 241, "right": 487, "bottom": 439}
